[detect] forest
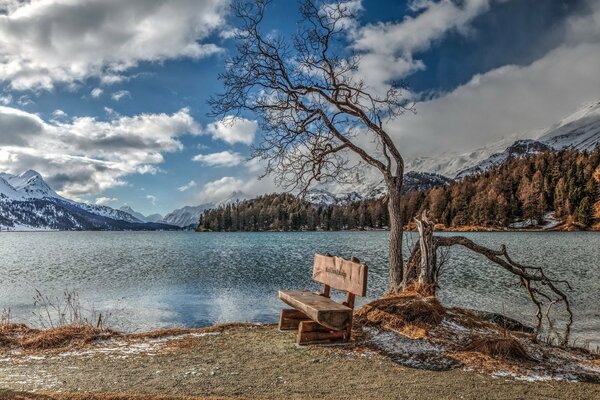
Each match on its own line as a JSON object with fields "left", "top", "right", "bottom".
{"left": 197, "top": 148, "right": 600, "bottom": 232}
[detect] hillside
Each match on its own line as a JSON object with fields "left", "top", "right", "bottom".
{"left": 406, "top": 100, "right": 600, "bottom": 179}
{"left": 197, "top": 149, "right": 600, "bottom": 232}
{"left": 0, "top": 170, "right": 178, "bottom": 231}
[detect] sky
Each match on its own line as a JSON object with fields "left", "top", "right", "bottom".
{"left": 0, "top": 0, "right": 599, "bottom": 215}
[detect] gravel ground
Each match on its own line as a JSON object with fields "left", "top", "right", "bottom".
{"left": 0, "top": 325, "right": 599, "bottom": 400}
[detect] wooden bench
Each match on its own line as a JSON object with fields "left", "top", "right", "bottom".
{"left": 278, "top": 253, "right": 368, "bottom": 345}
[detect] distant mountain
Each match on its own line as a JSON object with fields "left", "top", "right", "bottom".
{"left": 162, "top": 204, "right": 214, "bottom": 227}
{"left": 407, "top": 100, "right": 600, "bottom": 179}
{"left": 119, "top": 206, "right": 163, "bottom": 223}
{"left": 452, "top": 101, "right": 600, "bottom": 179}
{"left": 455, "top": 140, "right": 553, "bottom": 179}
{"left": 0, "top": 170, "right": 63, "bottom": 200}
{"left": 404, "top": 132, "right": 531, "bottom": 179}
{"left": 304, "top": 172, "right": 451, "bottom": 206}
{"left": 0, "top": 170, "right": 177, "bottom": 231}
{"left": 539, "top": 100, "right": 600, "bottom": 151}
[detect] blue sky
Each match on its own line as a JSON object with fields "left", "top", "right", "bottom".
{"left": 0, "top": 0, "right": 598, "bottom": 215}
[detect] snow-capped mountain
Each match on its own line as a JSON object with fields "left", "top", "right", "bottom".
{"left": 304, "top": 172, "right": 451, "bottom": 205}
{"left": 0, "top": 170, "right": 63, "bottom": 200}
{"left": 0, "top": 170, "right": 177, "bottom": 231}
{"left": 455, "top": 140, "right": 553, "bottom": 179}
{"left": 404, "top": 131, "right": 534, "bottom": 179}
{"left": 161, "top": 204, "right": 214, "bottom": 227}
{"left": 539, "top": 100, "right": 600, "bottom": 151}
{"left": 119, "top": 206, "right": 163, "bottom": 223}
{"left": 410, "top": 100, "right": 600, "bottom": 180}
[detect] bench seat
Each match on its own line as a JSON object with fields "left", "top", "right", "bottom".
{"left": 278, "top": 290, "right": 352, "bottom": 331}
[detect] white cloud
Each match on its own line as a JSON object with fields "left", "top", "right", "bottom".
{"left": 16, "top": 95, "right": 33, "bottom": 106}
{"left": 351, "top": 0, "right": 499, "bottom": 90}
{"left": 192, "top": 150, "right": 244, "bottom": 167}
{"left": 382, "top": 1, "right": 600, "bottom": 157}
{"left": 196, "top": 176, "right": 243, "bottom": 203}
{"left": 0, "top": 94, "right": 12, "bottom": 105}
{"left": 146, "top": 194, "right": 157, "bottom": 205}
{"left": 177, "top": 180, "right": 197, "bottom": 192}
{"left": 0, "top": 0, "right": 228, "bottom": 90}
{"left": 192, "top": 173, "right": 278, "bottom": 204}
{"left": 206, "top": 116, "right": 258, "bottom": 145}
{"left": 95, "top": 196, "right": 117, "bottom": 205}
{"left": 111, "top": 90, "right": 130, "bottom": 101}
{"left": 90, "top": 88, "right": 103, "bottom": 98}
{"left": 0, "top": 106, "right": 200, "bottom": 198}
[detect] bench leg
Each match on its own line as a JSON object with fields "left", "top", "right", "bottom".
{"left": 296, "top": 320, "right": 349, "bottom": 345}
{"left": 279, "top": 309, "right": 310, "bottom": 331}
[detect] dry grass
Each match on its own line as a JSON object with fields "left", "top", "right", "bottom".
{"left": 463, "top": 336, "right": 531, "bottom": 361}
{"left": 125, "top": 322, "right": 260, "bottom": 340}
{"left": 20, "top": 325, "right": 114, "bottom": 350}
{"left": 0, "top": 323, "right": 115, "bottom": 351}
{"left": 355, "top": 294, "right": 445, "bottom": 338}
{"left": 0, "top": 391, "right": 239, "bottom": 400}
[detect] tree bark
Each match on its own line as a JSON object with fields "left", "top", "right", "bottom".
{"left": 402, "top": 211, "right": 436, "bottom": 295}
{"left": 387, "top": 178, "right": 404, "bottom": 293}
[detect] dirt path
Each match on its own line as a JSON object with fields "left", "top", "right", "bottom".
{"left": 0, "top": 325, "right": 598, "bottom": 400}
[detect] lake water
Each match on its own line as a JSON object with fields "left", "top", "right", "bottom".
{"left": 0, "top": 231, "right": 598, "bottom": 347}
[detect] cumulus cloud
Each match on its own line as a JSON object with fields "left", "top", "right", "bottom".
{"left": 0, "top": 94, "right": 11, "bottom": 105}
{"left": 381, "top": 0, "right": 600, "bottom": 157}
{"left": 51, "top": 109, "right": 67, "bottom": 120}
{"left": 191, "top": 172, "right": 278, "bottom": 204}
{"left": 177, "top": 180, "right": 197, "bottom": 192}
{"left": 95, "top": 196, "right": 117, "bottom": 205}
{"left": 351, "top": 0, "right": 501, "bottom": 91}
{"left": 192, "top": 150, "right": 244, "bottom": 167}
{"left": 0, "top": 0, "right": 228, "bottom": 90}
{"left": 90, "top": 88, "right": 103, "bottom": 98}
{"left": 0, "top": 106, "right": 200, "bottom": 198}
{"left": 111, "top": 90, "right": 130, "bottom": 101}
{"left": 206, "top": 116, "right": 258, "bottom": 145}
{"left": 196, "top": 176, "right": 243, "bottom": 203}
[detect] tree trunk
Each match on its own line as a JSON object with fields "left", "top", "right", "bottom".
{"left": 387, "top": 178, "right": 404, "bottom": 293}
{"left": 402, "top": 211, "right": 437, "bottom": 295}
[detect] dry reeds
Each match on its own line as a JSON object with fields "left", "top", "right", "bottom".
{"left": 0, "top": 323, "right": 115, "bottom": 350}
{"left": 463, "top": 335, "right": 531, "bottom": 361}
{"left": 19, "top": 324, "right": 114, "bottom": 350}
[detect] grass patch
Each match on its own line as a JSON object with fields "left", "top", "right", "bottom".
{"left": 355, "top": 294, "right": 445, "bottom": 338}
{"left": 463, "top": 336, "right": 531, "bottom": 361}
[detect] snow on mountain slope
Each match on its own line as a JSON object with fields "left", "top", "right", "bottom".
{"left": 404, "top": 131, "right": 536, "bottom": 178}
{"left": 161, "top": 204, "right": 214, "bottom": 227}
{"left": 0, "top": 170, "right": 62, "bottom": 200}
{"left": 118, "top": 206, "right": 163, "bottom": 223}
{"left": 216, "top": 191, "right": 250, "bottom": 207}
{"left": 540, "top": 100, "right": 600, "bottom": 151}
{"left": 455, "top": 140, "right": 553, "bottom": 179}
{"left": 0, "top": 176, "right": 22, "bottom": 200}
{"left": 304, "top": 172, "right": 451, "bottom": 206}
{"left": 414, "top": 100, "right": 600, "bottom": 180}
{"left": 0, "top": 170, "right": 177, "bottom": 230}
{"left": 75, "top": 202, "right": 143, "bottom": 223}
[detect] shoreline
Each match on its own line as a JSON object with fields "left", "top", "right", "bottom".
{"left": 0, "top": 323, "right": 599, "bottom": 399}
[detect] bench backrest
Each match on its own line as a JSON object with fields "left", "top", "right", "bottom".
{"left": 312, "top": 254, "right": 368, "bottom": 297}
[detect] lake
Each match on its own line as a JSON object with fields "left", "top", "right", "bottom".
{"left": 0, "top": 231, "right": 598, "bottom": 347}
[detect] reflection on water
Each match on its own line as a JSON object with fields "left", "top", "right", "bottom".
{"left": 0, "top": 231, "right": 598, "bottom": 346}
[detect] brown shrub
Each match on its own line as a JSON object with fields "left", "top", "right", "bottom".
{"left": 19, "top": 325, "right": 114, "bottom": 350}
{"left": 463, "top": 335, "right": 531, "bottom": 361}
{"left": 355, "top": 294, "right": 445, "bottom": 336}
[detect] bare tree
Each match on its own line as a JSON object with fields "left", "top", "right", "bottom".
{"left": 210, "top": 0, "right": 414, "bottom": 292}
{"left": 406, "top": 211, "right": 573, "bottom": 343}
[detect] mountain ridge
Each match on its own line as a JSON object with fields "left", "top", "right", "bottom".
{"left": 0, "top": 171, "right": 177, "bottom": 231}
